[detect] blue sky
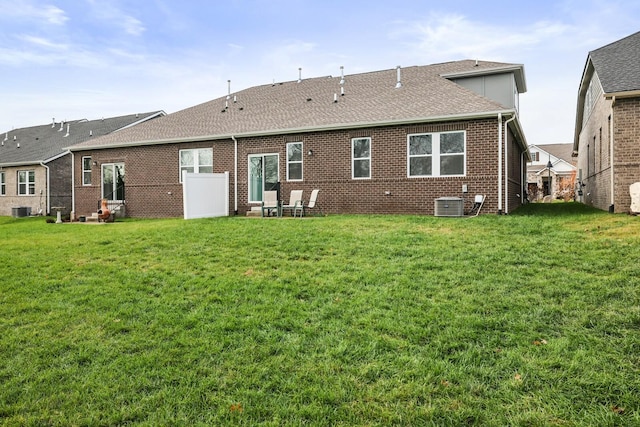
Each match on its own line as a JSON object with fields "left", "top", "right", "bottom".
{"left": 1, "top": 0, "right": 639, "bottom": 144}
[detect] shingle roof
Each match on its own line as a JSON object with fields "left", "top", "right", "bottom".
{"left": 0, "top": 112, "right": 164, "bottom": 165}
{"left": 70, "top": 60, "right": 524, "bottom": 150}
{"left": 590, "top": 31, "right": 640, "bottom": 94}
{"left": 539, "top": 143, "right": 575, "bottom": 164}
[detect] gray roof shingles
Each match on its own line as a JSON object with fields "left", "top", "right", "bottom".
{"left": 70, "top": 60, "right": 522, "bottom": 150}
{"left": 590, "top": 31, "right": 640, "bottom": 94}
{"left": 0, "top": 112, "right": 163, "bottom": 165}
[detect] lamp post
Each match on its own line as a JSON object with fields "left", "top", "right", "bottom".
{"left": 546, "top": 158, "right": 553, "bottom": 197}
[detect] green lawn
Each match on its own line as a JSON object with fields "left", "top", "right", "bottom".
{"left": 1, "top": 204, "right": 639, "bottom": 426}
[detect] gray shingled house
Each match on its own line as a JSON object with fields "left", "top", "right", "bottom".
{"left": 69, "top": 60, "right": 529, "bottom": 218}
{"left": 573, "top": 31, "right": 640, "bottom": 213}
{"left": 0, "top": 112, "right": 164, "bottom": 217}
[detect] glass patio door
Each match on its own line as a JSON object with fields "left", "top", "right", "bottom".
{"left": 102, "top": 163, "right": 125, "bottom": 201}
{"left": 248, "top": 154, "right": 279, "bottom": 203}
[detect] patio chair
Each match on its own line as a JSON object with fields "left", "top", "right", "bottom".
{"left": 281, "top": 190, "right": 303, "bottom": 216}
{"left": 261, "top": 190, "right": 280, "bottom": 217}
{"left": 298, "top": 189, "right": 322, "bottom": 217}
{"left": 467, "top": 195, "right": 485, "bottom": 216}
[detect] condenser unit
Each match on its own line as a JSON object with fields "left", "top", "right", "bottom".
{"left": 434, "top": 197, "right": 464, "bottom": 217}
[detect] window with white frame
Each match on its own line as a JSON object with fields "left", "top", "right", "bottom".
{"left": 0, "top": 171, "right": 5, "bottom": 196}
{"left": 352, "top": 137, "right": 371, "bottom": 179}
{"left": 82, "top": 156, "right": 92, "bottom": 185}
{"left": 286, "top": 142, "right": 303, "bottom": 181}
{"left": 408, "top": 131, "right": 465, "bottom": 177}
{"left": 179, "top": 148, "right": 213, "bottom": 182}
{"left": 18, "top": 170, "right": 35, "bottom": 195}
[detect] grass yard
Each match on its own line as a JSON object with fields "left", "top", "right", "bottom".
{"left": 1, "top": 203, "right": 639, "bottom": 426}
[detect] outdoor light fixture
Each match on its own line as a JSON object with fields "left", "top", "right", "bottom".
{"left": 308, "top": 149, "right": 313, "bottom": 156}
{"left": 92, "top": 161, "right": 98, "bottom": 166}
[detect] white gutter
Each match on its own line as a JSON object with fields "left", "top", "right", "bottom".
{"left": 231, "top": 135, "right": 238, "bottom": 215}
{"left": 67, "top": 110, "right": 516, "bottom": 152}
{"left": 498, "top": 113, "right": 503, "bottom": 214}
{"left": 39, "top": 161, "right": 50, "bottom": 215}
{"left": 610, "top": 96, "right": 615, "bottom": 211}
{"left": 504, "top": 115, "right": 516, "bottom": 213}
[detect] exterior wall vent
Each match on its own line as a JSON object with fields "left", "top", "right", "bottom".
{"left": 434, "top": 197, "right": 464, "bottom": 217}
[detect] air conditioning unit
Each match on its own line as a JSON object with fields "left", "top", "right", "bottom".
{"left": 434, "top": 197, "right": 464, "bottom": 217}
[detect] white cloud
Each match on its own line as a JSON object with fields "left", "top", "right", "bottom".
{"left": 86, "top": 0, "right": 146, "bottom": 36}
{"left": 0, "top": 1, "right": 68, "bottom": 25}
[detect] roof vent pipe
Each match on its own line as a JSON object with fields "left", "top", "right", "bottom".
{"left": 64, "top": 124, "right": 70, "bottom": 137}
{"left": 341, "top": 86, "right": 345, "bottom": 96}
{"left": 227, "top": 80, "right": 231, "bottom": 100}
{"left": 52, "top": 118, "right": 55, "bottom": 128}
{"left": 340, "top": 66, "right": 345, "bottom": 85}
{"left": 89, "top": 130, "right": 93, "bottom": 137}
{"left": 297, "top": 67, "right": 302, "bottom": 83}
{"left": 59, "top": 121, "right": 64, "bottom": 131}
{"left": 3, "top": 132, "right": 7, "bottom": 141}
{"left": 333, "top": 93, "right": 338, "bottom": 103}
{"left": 395, "top": 65, "right": 402, "bottom": 89}
{"left": 233, "top": 95, "right": 237, "bottom": 103}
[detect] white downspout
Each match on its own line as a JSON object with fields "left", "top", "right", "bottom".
{"left": 610, "top": 97, "right": 615, "bottom": 212}
{"left": 231, "top": 136, "right": 238, "bottom": 215}
{"left": 70, "top": 152, "right": 75, "bottom": 219}
{"left": 39, "top": 161, "right": 50, "bottom": 215}
{"left": 504, "top": 115, "right": 516, "bottom": 213}
{"left": 498, "top": 113, "right": 503, "bottom": 214}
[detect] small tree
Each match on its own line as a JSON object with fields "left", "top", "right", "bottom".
{"left": 557, "top": 170, "right": 577, "bottom": 201}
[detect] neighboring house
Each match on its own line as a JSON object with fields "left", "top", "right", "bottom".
{"left": 527, "top": 143, "right": 577, "bottom": 201}
{"left": 573, "top": 31, "right": 640, "bottom": 213}
{"left": 0, "top": 112, "right": 164, "bottom": 217}
{"left": 69, "top": 60, "right": 529, "bottom": 218}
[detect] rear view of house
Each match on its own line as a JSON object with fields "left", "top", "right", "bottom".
{"left": 573, "top": 31, "right": 640, "bottom": 213}
{"left": 0, "top": 112, "right": 164, "bottom": 217}
{"left": 69, "top": 60, "right": 529, "bottom": 218}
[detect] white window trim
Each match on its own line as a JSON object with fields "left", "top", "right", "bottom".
{"left": 179, "top": 148, "right": 213, "bottom": 183}
{"left": 17, "top": 170, "right": 35, "bottom": 196}
{"left": 286, "top": 142, "right": 303, "bottom": 181}
{"left": 82, "top": 156, "right": 92, "bottom": 186}
{"left": 407, "top": 131, "right": 466, "bottom": 178}
{"left": 0, "top": 171, "right": 5, "bottom": 196}
{"left": 352, "top": 137, "right": 371, "bottom": 180}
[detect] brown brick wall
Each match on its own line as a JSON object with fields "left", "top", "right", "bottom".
{"left": 577, "top": 95, "right": 640, "bottom": 213}
{"left": 576, "top": 93, "right": 613, "bottom": 210}
{"left": 73, "top": 118, "right": 524, "bottom": 217}
{"left": 613, "top": 97, "right": 640, "bottom": 213}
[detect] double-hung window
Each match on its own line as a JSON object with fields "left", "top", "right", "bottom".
{"left": 179, "top": 148, "right": 213, "bottom": 182}
{"left": 18, "top": 170, "right": 35, "bottom": 195}
{"left": 82, "top": 156, "right": 92, "bottom": 185}
{"left": 408, "top": 131, "right": 465, "bottom": 177}
{"left": 286, "top": 142, "right": 303, "bottom": 181}
{"left": 352, "top": 137, "right": 371, "bottom": 179}
{"left": 0, "top": 172, "right": 5, "bottom": 195}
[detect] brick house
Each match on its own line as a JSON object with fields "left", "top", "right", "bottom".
{"left": 0, "top": 112, "right": 164, "bottom": 217}
{"left": 69, "top": 60, "right": 529, "bottom": 218}
{"left": 527, "top": 144, "right": 576, "bottom": 201}
{"left": 573, "top": 31, "right": 640, "bottom": 213}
